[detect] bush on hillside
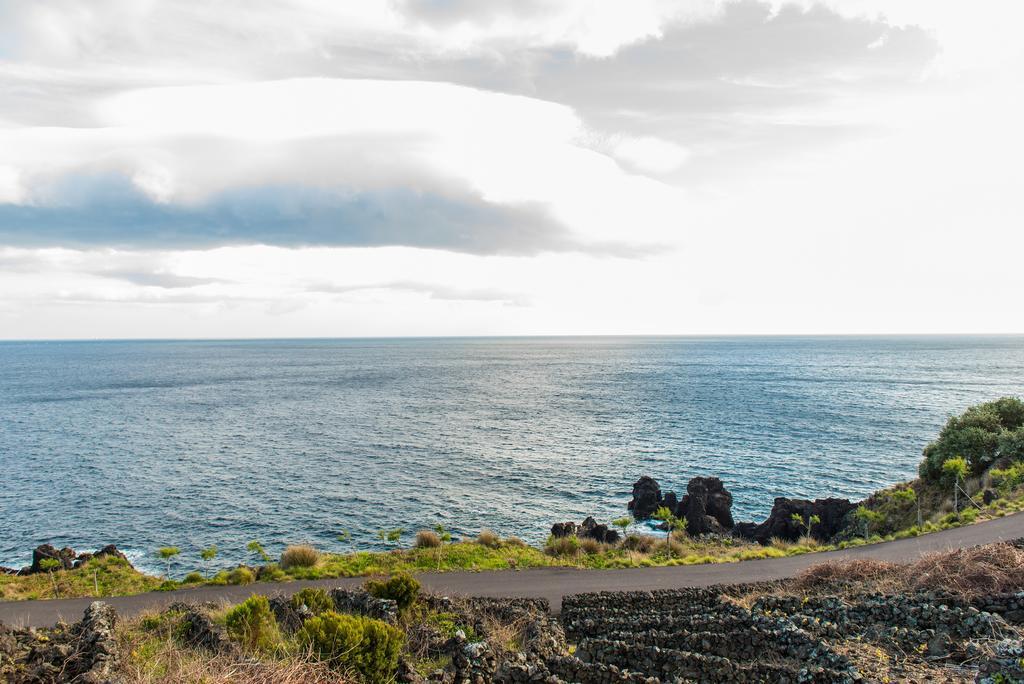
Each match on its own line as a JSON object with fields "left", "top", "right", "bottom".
{"left": 290, "top": 587, "right": 334, "bottom": 615}
{"left": 225, "top": 595, "right": 279, "bottom": 652}
{"left": 365, "top": 572, "right": 420, "bottom": 611}
{"left": 227, "top": 567, "right": 255, "bottom": 586}
{"left": 919, "top": 397, "right": 1024, "bottom": 481}
{"left": 298, "top": 611, "right": 404, "bottom": 683}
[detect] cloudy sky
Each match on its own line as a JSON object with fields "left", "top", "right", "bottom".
{"left": 0, "top": 0, "right": 1021, "bottom": 339}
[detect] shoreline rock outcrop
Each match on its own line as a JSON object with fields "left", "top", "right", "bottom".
{"left": 732, "top": 497, "right": 857, "bottom": 545}
{"left": 550, "top": 517, "right": 620, "bottom": 544}
{"left": 20, "top": 544, "right": 132, "bottom": 576}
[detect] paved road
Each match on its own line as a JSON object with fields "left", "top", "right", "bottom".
{"left": 4, "top": 512, "right": 1023, "bottom": 627}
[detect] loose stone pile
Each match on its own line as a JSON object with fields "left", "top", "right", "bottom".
{"left": 0, "top": 601, "right": 119, "bottom": 684}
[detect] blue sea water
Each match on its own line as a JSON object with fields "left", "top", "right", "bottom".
{"left": 1, "top": 335, "right": 1023, "bottom": 574}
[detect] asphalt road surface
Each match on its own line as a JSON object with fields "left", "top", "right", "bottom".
{"left": 3, "top": 511, "right": 1023, "bottom": 627}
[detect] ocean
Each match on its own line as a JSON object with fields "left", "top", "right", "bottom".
{"left": 2, "top": 335, "right": 1022, "bottom": 574}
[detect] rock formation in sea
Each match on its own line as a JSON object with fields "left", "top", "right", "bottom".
{"left": 626, "top": 475, "right": 663, "bottom": 519}
{"left": 627, "top": 474, "right": 855, "bottom": 543}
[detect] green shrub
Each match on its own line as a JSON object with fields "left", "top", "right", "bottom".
{"left": 476, "top": 529, "right": 501, "bottom": 549}
{"left": 280, "top": 544, "right": 320, "bottom": 569}
{"left": 992, "top": 461, "right": 1024, "bottom": 494}
{"left": 415, "top": 530, "right": 441, "bottom": 548}
{"left": 183, "top": 572, "right": 204, "bottom": 584}
{"left": 919, "top": 397, "right": 1024, "bottom": 480}
{"left": 998, "top": 428, "right": 1024, "bottom": 461}
{"left": 227, "top": 567, "right": 255, "bottom": 586}
{"left": 365, "top": 572, "right": 420, "bottom": 611}
{"left": 290, "top": 587, "right": 334, "bottom": 615}
{"left": 298, "top": 611, "right": 404, "bottom": 683}
{"left": 225, "top": 595, "right": 279, "bottom": 652}
{"left": 156, "top": 579, "right": 179, "bottom": 591}
{"left": 256, "top": 562, "right": 287, "bottom": 582}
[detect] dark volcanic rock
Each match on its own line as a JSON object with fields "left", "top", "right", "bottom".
{"left": 30, "top": 544, "right": 78, "bottom": 573}
{"left": 734, "top": 497, "right": 856, "bottom": 544}
{"left": 551, "top": 519, "right": 620, "bottom": 544}
{"left": 580, "top": 517, "right": 620, "bottom": 544}
{"left": 677, "top": 477, "right": 734, "bottom": 536}
{"left": 627, "top": 475, "right": 663, "bottom": 519}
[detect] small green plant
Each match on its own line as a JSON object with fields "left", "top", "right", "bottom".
{"left": 612, "top": 517, "right": 632, "bottom": 539}
{"left": 337, "top": 529, "right": 352, "bottom": 552}
{"left": 378, "top": 528, "right": 404, "bottom": 550}
{"left": 654, "top": 506, "right": 687, "bottom": 558}
{"left": 290, "top": 587, "right": 334, "bottom": 615}
{"left": 790, "top": 513, "right": 821, "bottom": 538}
{"left": 280, "top": 544, "right": 319, "bottom": 569}
{"left": 157, "top": 547, "right": 180, "bottom": 578}
{"left": 183, "top": 571, "right": 204, "bottom": 584}
{"left": 200, "top": 545, "right": 217, "bottom": 578}
{"left": 298, "top": 611, "right": 404, "bottom": 683}
{"left": 225, "top": 595, "right": 279, "bottom": 652}
{"left": 853, "top": 505, "right": 884, "bottom": 540}
{"left": 942, "top": 456, "right": 969, "bottom": 512}
{"left": 246, "top": 540, "right": 271, "bottom": 563}
{"left": 366, "top": 572, "right": 420, "bottom": 611}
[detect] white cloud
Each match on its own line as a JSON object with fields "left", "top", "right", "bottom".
{"left": 0, "top": 1, "right": 1021, "bottom": 337}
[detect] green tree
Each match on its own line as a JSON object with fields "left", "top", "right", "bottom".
{"left": 157, "top": 546, "right": 181, "bottom": 578}
{"left": 853, "top": 506, "right": 884, "bottom": 541}
{"left": 654, "top": 506, "right": 687, "bottom": 558}
{"left": 942, "top": 456, "right": 969, "bottom": 513}
{"left": 247, "top": 540, "right": 271, "bottom": 563}
{"left": 200, "top": 545, "right": 217, "bottom": 578}
{"left": 919, "top": 397, "right": 1024, "bottom": 480}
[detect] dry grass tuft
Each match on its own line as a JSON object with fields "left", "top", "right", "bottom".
{"left": 503, "top": 536, "right": 527, "bottom": 548}
{"left": 620, "top": 534, "right": 657, "bottom": 553}
{"left": 908, "top": 543, "right": 1024, "bottom": 596}
{"left": 476, "top": 529, "right": 501, "bottom": 549}
{"left": 795, "top": 559, "right": 901, "bottom": 590}
{"left": 280, "top": 545, "right": 319, "bottom": 570}
{"left": 794, "top": 542, "right": 1024, "bottom": 597}
{"left": 415, "top": 530, "right": 441, "bottom": 548}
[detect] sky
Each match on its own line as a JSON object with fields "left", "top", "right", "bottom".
{"left": 0, "top": 0, "right": 1021, "bottom": 339}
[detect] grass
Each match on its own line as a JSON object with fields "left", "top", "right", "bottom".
{"left": 0, "top": 555, "right": 161, "bottom": 601}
